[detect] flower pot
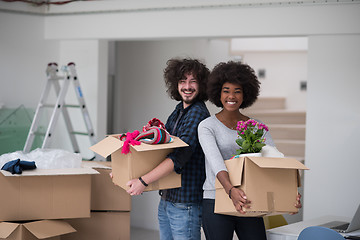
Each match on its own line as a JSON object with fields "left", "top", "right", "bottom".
{"left": 239, "top": 152, "right": 262, "bottom": 157}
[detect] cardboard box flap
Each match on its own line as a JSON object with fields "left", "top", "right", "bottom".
{"left": 90, "top": 136, "right": 124, "bottom": 157}
{"left": 0, "top": 222, "right": 18, "bottom": 238}
{"left": 215, "top": 157, "right": 245, "bottom": 189}
{"left": 81, "top": 160, "right": 111, "bottom": 170}
{"left": 24, "top": 220, "right": 76, "bottom": 239}
{"left": 0, "top": 167, "right": 99, "bottom": 177}
{"left": 130, "top": 136, "right": 188, "bottom": 152}
{"left": 90, "top": 135, "right": 188, "bottom": 156}
{"left": 247, "top": 157, "right": 309, "bottom": 170}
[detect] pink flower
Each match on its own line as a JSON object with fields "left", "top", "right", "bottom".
{"left": 235, "top": 119, "right": 269, "bottom": 154}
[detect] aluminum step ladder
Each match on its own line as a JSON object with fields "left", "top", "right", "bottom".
{"left": 23, "top": 62, "right": 96, "bottom": 157}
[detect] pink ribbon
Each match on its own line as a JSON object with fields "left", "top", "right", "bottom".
{"left": 121, "top": 130, "right": 141, "bottom": 154}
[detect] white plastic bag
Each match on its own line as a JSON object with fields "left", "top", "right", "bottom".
{"left": 0, "top": 148, "right": 82, "bottom": 169}
{"left": 260, "top": 145, "right": 285, "bottom": 158}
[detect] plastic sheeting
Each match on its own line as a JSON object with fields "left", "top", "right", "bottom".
{"left": 0, "top": 148, "right": 82, "bottom": 169}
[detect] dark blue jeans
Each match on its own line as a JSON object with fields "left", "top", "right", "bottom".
{"left": 202, "top": 199, "right": 267, "bottom": 240}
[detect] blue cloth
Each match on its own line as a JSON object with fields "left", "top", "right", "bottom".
{"left": 1, "top": 159, "right": 37, "bottom": 174}
{"left": 162, "top": 100, "right": 210, "bottom": 203}
{"left": 158, "top": 198, "right": 202, "bottom": 240}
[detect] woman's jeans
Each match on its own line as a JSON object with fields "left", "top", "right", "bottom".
{"left": 158, "top": 198, "right": 202, "bottom": 240}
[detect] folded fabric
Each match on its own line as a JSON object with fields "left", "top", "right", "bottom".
{"left": 1, "top": 159, "right": 37, "bottom": 174}
{"left": 135, "top": 127, "right": 172, "bottom": 144}
{"left": 117, "top": 123, "right": 172, "bottom": 155}
{"left": 142, "top": 118, "right": 166, "bottom": 132}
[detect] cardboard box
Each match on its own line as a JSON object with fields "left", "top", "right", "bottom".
{"left": 61, "top": 211, "right": 130, "bottom": 240}
{"left": 0, "top": 168, "right": 98, "bottom": 222}
{"left": 0, "top": 220, "right": 76, "bottom": 240}
{"left": 81, "top": 161, "right": 131, "bottom": 211}
{"left": 215, "top": 156, "right": 309, "bottom": 217}
{"left": 90, "top": 135, "right": 188, "bottom": 191}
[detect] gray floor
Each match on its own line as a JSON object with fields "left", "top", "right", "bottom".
{"left": 131, "top": 227, "right": 228, "bottom": 240}
{"left": 131, "top": 227, "right": 160, "bottom": 240}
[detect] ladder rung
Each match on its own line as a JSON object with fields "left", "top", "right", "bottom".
{"left": 50, "top": 76, "right": 65, "bottom": 80}
{"left": 71, "top": 131, "right": 90, "bottom": 136}
{"left": 64, "top": 104, "right": 81, "bottom": 108}
{"left": 41, "top": 104, "right": 81, "bottom": 108}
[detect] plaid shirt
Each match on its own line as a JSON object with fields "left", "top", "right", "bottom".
{"left": 161, "top": 100, "right": 210, "bottom": 203}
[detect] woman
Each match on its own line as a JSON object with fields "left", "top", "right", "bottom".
{"left": 198, "top": 61, "right": 301, "bottom": 240}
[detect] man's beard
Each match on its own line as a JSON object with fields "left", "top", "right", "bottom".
{"left": 183, "top": 97, "right": 196, "bottom": 105}
{"left": 181, "top": 89, "right": 198, "bottom": 105}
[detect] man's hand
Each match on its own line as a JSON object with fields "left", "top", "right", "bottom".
{"left": 126, "top": 178, "right": 146, "bottom": 195}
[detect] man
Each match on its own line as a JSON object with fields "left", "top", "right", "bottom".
{"left": 126, "top": 58, "right": 210, "bottom": 240}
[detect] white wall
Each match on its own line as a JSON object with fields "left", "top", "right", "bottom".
{"left": 241, "top": 52, "right": 308, "bottom": 110}
{"left": 304, "top": 34, "right": 360, "bottom": 219}
{"left": 0, "top": 12, "right": 59, "bottom": 108}
{"left": 1, "top": 0, "right": 360, "bottom": 233}
{"left": 43, "top": 3, "right": 360, "bottom": 39}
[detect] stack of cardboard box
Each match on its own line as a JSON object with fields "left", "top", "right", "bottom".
{"left": 0, "top": 167, "right": 98, "bottom": 239}
{"left": 62, "top": 161, "right": 131, "bottom": 240}
{"left": 0, "top": 134, "right": 188, "bottom": 240}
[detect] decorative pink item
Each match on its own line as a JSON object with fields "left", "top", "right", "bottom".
{"left": 119, "top": 130, "right": 141, "bottom": 154}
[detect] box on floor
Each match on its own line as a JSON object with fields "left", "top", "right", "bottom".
{"left": 61, "top": 211, "right": 130, "bottom": 240}
{"left": 0, "top": 220, "right": 75, "bottom": 240}
{"left": 215, "top": 156, "right": 309, "bottom": 217}
{"left": 90, "top": 135, "right": 188, "bottom": 191}
{"left": 0, "top": 167, "right": 98, "bottom": 222}
{"left": 81, "top": 160, "right": 131, "bottom": 211}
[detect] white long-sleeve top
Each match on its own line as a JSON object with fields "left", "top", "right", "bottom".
{"left": 198, "top": 115, "right": 275, "bottom": 199}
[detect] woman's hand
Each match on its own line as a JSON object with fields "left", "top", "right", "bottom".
{"left": 290, "top": 192, "right": 302, "bottom": 215}
{"left": 229, "top": 187, "right": 251, "bottom": 214}
{"left": 126, "top": 178, "right": 146, "bottom": 196}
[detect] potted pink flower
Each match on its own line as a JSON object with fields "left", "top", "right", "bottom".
{"left": 235, "top": 119, "right": 269, "bottom": 155}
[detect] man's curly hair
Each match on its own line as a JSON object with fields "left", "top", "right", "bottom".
{"left": 164, "top": 58, "right": 209, "bottom": 102}
{"left": 207, "top": 61, "right": 260, "bottom": 109}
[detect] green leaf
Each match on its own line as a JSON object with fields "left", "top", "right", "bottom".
{"left": 236, "top": 138, "right": 244, "bottom": 146}
{"left": 242, "top": 140, "right": 251, "bottom": 150}
{"left": 253, "top": 142, "right": 265, "bottom": 152}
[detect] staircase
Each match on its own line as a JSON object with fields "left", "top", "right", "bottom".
{"left": 243, "top": 97, "right": 306, "bottom": 161}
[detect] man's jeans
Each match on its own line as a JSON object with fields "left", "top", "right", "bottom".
{"left": 158, "top": 199, "right": 202, "bottom": 240}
